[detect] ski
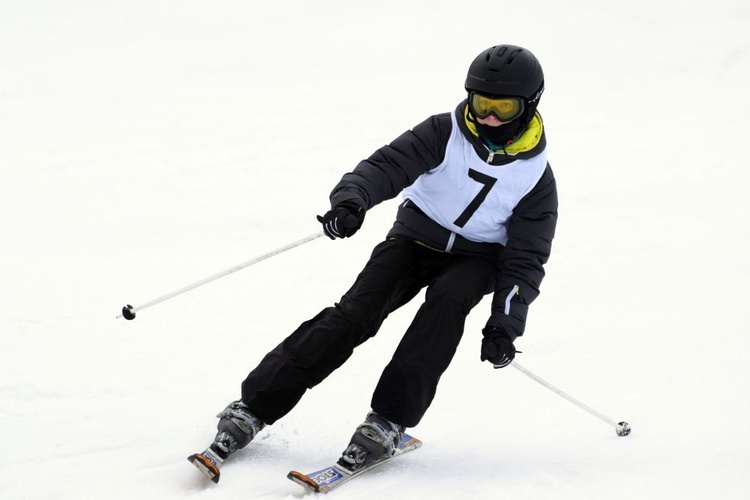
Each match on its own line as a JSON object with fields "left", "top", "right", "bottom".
{"left": 188, "top": 448, "right": 224, "bottom": 483}
{"left": 287, "top": 434, "right": 422, "bottom": 494}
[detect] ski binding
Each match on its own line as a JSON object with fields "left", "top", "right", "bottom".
{"left": 288, "top": 434, "right": 422, "bottom": 493}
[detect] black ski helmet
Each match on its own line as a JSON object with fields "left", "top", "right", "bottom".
{"left": 465, "top": 44, "right": 544, "bottom": 101}
{"left": 465, "top": 45, "right": 545, "bottom": 144}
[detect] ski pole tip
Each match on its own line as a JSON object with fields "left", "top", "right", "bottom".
{"left": 121, "top": 304, "right": 136, "bottom": 320}
{"left": 616, "top": 421, "right": 631, "bottom": 437}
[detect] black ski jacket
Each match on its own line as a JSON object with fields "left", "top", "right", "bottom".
{"left": 328, "top": 101, "right": 558, "bottom": 340}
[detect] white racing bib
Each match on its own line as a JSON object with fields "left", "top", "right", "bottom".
{"left": 402, "top": 112, "right": 548, "bottom": 248}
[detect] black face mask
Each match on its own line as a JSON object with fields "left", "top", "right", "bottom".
{"left": 474, "top": 118, "right": 524, "bottom": 145}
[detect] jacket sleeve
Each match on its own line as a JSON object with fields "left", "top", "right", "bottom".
{"left": 329, "top": 113, "right": 452, "bottom": 210}
{"left": 487, "top": 164, "right": 558, "bottom": 340}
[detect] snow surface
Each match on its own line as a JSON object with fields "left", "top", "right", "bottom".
{"left": 2, "top": 1, "right": 749, "bottom": 499}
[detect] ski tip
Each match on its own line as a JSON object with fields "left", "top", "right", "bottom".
{"left": 287, "top": 470, "right": 321, "bottom": 493}
{"left": 188, "top": 453, "right": 221, "bottom": 484}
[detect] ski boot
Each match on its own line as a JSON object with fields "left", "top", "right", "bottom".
{"left": 188, "top": 400, "right": 266, "bottom": 483}
{"left": 337, "top": 411, "right": 404, "bottom": 472}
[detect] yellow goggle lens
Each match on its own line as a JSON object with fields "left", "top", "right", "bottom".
{"left": 470, "top": 94, "right": 524, "bottom": 121}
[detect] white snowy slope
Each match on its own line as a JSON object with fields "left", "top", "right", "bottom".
{"left": 1, "top": 1, "right": 749, "bottom": 499}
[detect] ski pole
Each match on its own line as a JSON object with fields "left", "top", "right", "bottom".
{"left": 509, "top": 361, "right": 631, "bottom": 437}
{"left": 117, "top": 231, "right": 325, "bottom": 320}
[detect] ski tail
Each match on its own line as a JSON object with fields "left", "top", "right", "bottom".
{"left": 287, "top": 470, "right": 324, "bottom": 493}
{"left": 188, "top": 451, "right": 222, "bottom": 483}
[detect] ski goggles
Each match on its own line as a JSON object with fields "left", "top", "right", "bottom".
{"left": 469, "top": 92, "right": 525, "bottom": 122}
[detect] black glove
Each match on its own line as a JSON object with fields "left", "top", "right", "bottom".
{"left": 317, "top": 203, "right": 365, "bottom": 239}
{"left": 480, "top": 326, "right": 516, "bottom": 368}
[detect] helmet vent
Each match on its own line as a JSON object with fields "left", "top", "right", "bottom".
{"left": 506, "top": 48, "right": 523, "bottom": 65}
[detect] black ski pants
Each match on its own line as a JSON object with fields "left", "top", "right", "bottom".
{"left": 241, "top": 238, "right": 497, "bottom": 428}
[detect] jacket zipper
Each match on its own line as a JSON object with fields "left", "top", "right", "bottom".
{"left": 486, "top": 147, "right": 494, "bottom": 163}
{"left": 504, "top": 285, "right": 520, "bottom": 315}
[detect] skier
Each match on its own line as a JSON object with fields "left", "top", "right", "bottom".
{"left": 190, "top": 44, "right": 558, "bottom": 482}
